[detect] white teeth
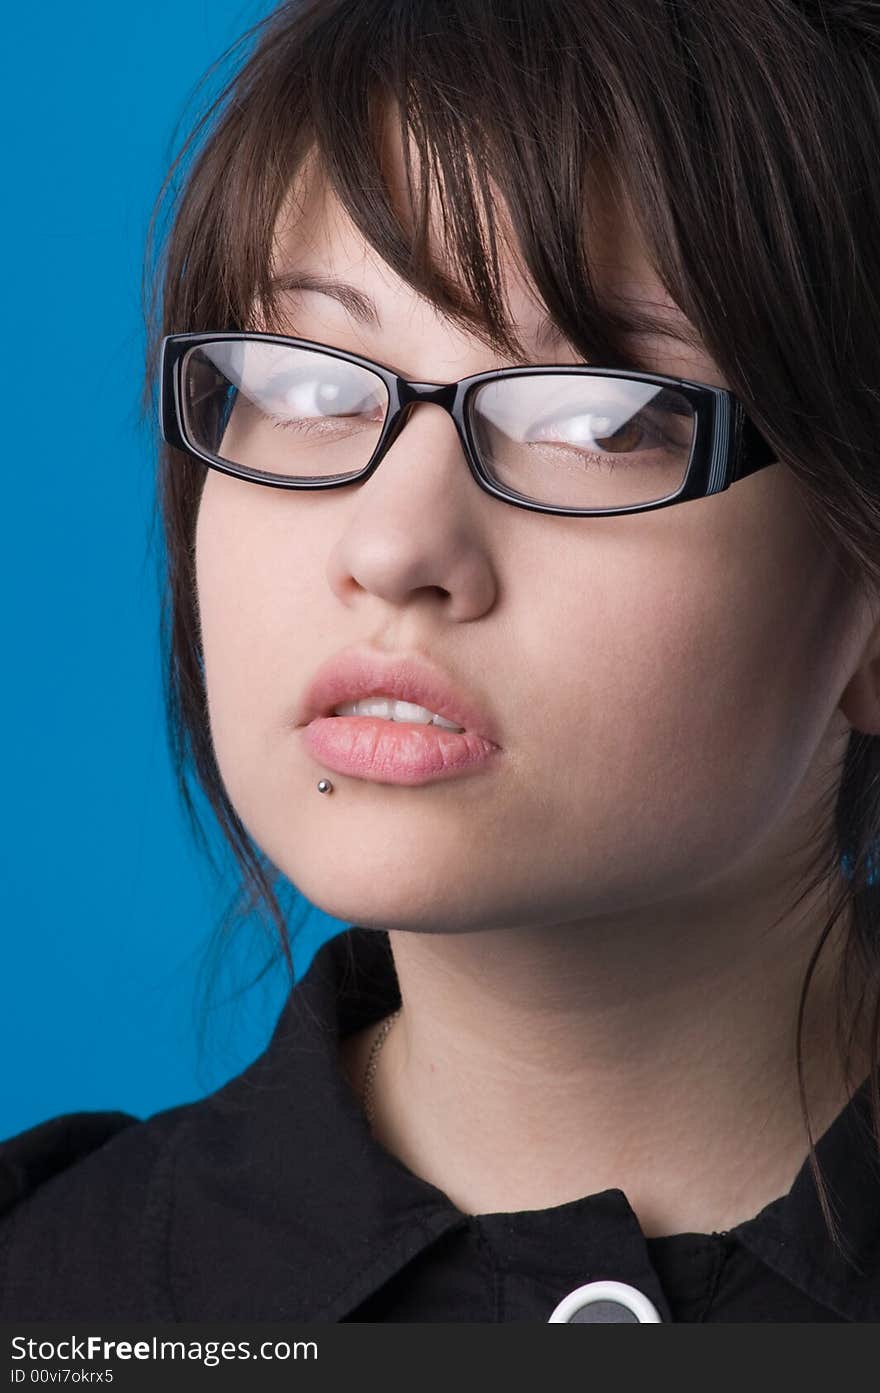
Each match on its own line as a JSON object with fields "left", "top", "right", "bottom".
{"left": 332, "top": 696, "right": 465, "bottom": 731}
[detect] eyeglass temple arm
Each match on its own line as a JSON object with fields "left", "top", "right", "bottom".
{"left": 730, "top": 410, "right": 778, "bottom": 481}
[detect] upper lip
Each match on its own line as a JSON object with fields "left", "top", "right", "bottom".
{"left": 296, "top": 645, "right": 503, "bottom": 745}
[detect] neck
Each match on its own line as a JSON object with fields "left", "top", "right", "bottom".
{"left": 364, "top": 876, "right": 867, "bottom": 1234}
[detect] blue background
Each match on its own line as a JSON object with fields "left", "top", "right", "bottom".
{"left": 1, "top": 0, "right": 346, "bottom": 1137}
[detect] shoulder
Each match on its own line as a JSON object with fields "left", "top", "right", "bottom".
{"left": 0, "top": 1109, "right": 143, "bottom": 1215}
{"left": 0, "top": 1103, "right": 193, "bottom": 1319}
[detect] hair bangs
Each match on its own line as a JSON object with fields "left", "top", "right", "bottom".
{"left": 154, "top": 0, "right": 705, "bottom": 376}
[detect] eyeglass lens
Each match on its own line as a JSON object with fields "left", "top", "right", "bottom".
{"left": 180, "top": 340, "right": 696, "bottom": 509}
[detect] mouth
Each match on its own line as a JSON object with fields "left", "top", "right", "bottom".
{"left": 327, "top": 695, "right": 466, "bottom": 732}
{"left": 297, "top": 645, "right": 502, "bottom": 747}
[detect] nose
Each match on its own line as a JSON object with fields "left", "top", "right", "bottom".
{"left": 325, "top": 394, "right": 499, "bottom": 620}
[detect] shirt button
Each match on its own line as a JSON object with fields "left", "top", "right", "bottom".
{"left": 547, "top": 1280, "right": 664, "bottom": 1323}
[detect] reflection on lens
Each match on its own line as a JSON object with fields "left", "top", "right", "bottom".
{"left": 471, "top": 375, "right": 695, "bottom": 508}
{"left": 181, "top": 340, "right": 389, "bottom": 480}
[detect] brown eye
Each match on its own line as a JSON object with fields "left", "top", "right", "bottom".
{"left": 526, "top": 408, "right": 650, "bottom": 452}
{"left": 592, "top": 419, "right": 643, "bottom": 452}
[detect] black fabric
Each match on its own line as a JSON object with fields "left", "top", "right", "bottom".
{"left": 0, "top": 1110, "right": 139, "bottom": 1216}
{"left": 2, "top": 924, "right": 880, "bottom": 1322}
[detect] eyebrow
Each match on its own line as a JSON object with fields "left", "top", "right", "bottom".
{"left": 267, "top": 270, "right": 702, "bottom": 354}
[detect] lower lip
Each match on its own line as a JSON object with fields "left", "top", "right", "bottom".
{"left": 300, "top": 716, "right": 502, "bottom": 785}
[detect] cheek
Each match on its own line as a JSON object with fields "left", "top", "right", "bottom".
{"left": 193, "top": 477, "right": 316, "bottom": 816}
{"left": 514, "top": 482, "right": 853, "bottom": 882}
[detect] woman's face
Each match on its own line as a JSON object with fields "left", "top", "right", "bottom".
{"left": 194, "top": 152, "right": 875, "bottom": 942}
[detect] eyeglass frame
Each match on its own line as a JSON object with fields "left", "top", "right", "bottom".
{"left": 159, "top": 330, "right": 778, "bottom": 518}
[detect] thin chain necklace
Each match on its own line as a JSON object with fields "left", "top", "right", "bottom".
{"left": 361, "top": 1008, "right": 401, "bottom": 1129}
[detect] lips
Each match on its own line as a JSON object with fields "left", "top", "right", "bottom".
{"left": 296, "top": 645, "right": 503, "bottom": 746}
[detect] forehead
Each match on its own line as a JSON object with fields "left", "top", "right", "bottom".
{"left": 267, "top": 123, "right": 688, "bottom": 341}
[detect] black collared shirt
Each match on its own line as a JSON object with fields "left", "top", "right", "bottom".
{"left": 2, "top": 925, "right": 880, "bottom": 1321}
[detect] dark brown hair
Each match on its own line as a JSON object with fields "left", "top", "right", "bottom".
{"left": 141, "top": 0, "right": 880, "bottom": 1255}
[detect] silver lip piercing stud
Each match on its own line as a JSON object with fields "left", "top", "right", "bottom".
{"left": 317, "top": 778, "right": 334, "bottom": 794}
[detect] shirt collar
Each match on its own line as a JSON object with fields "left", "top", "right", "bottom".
{"left": 166, "top": 926, "right": 468, "bottom": 1321}
{"left": 732, "top": 1066, "right": 880, "bottom": 1321}
{"left": 165, "top": 926, "right": 880, "bottom": 1321}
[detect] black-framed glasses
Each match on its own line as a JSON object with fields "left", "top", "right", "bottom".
{"left": 160, "top": 331, "right": 777, "bottom": 517}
